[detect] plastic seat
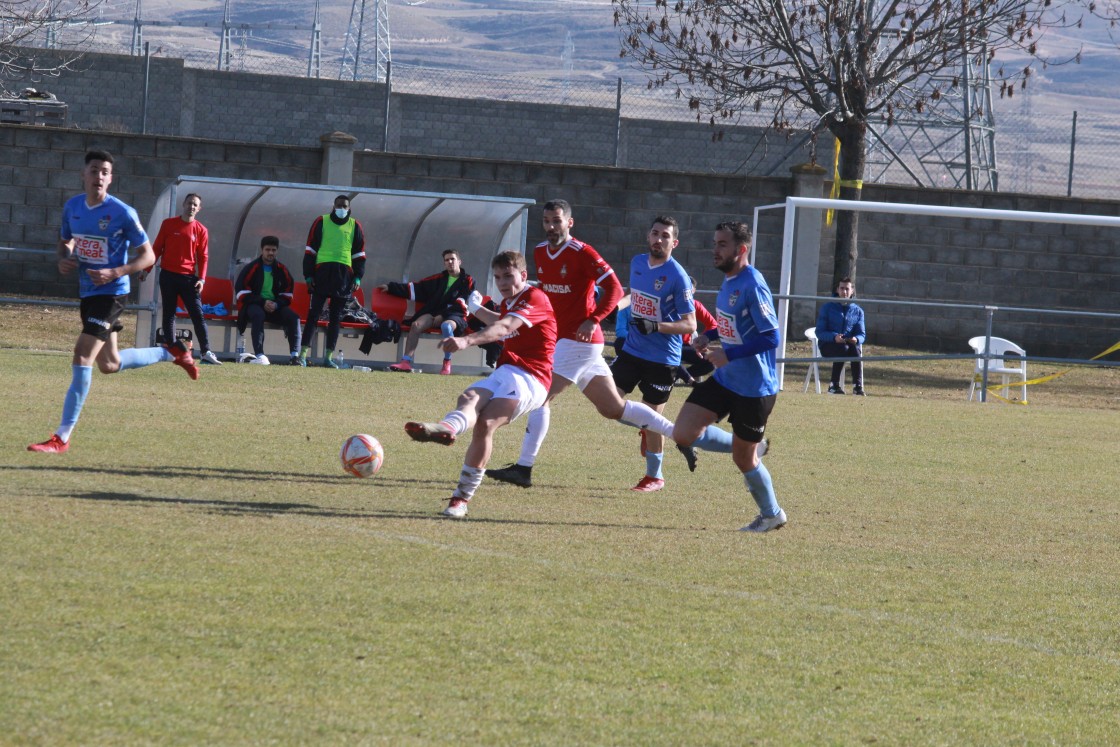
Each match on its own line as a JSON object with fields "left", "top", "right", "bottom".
{"left": 804, "top": 326, "right": 850, "bottom": 393}
{"left": 968, "top": 336, "right": 1027, "bottom": 402}
{"left": 803, "top": 327, "right": 822, "bottom": 393}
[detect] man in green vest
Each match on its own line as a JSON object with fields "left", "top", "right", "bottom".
{"left": 298, "top": 194, "right": 367, "bottom": 367}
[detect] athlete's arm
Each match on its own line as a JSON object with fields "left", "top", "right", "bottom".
{"left": 86, "top": 242, "right": 155, "bottom": 287}
{"left": 57, "top": 237, "right": 77, "bottom": 275}
{"left": 441, "top": 313, "right": 523, "bottom": 353}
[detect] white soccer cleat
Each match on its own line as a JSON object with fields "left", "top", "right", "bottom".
{"left": 238, "top": 351, "right": 257, "bottom": 363}
{"left": 741, "top": 508, "right": 787, "bottom": 533}
{"left": 442, "top": 498, "right": 469, "bottom": 518}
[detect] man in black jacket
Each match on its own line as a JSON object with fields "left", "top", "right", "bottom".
{"left": 381, "top": 249, "right": 474, "bottom": 375}
{"left": 235, "top": 236, "right": 302, "bottom": 365}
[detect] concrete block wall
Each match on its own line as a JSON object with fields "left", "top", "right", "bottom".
{"left": 2, "top": 123, "right": 1117, "bottom": 359}
{"left": 0, "top": 125, "right": 319, "bottom": 298}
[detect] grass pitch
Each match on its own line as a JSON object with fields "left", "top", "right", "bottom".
{"left": 2, "top": 305, "right": 1119, "bottom": 744}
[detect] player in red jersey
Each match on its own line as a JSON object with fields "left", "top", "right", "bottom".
{"left": 405, "top": 251, "right": 557, "bottom": 518}
{"left": 487, "top": 199, "right": 679, "bottom": 489}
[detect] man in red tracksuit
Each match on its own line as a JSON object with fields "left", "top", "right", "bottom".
{"left": 143, "top": 193, "right": 220, "bottom": 365}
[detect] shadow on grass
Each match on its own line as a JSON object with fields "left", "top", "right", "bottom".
{"left": 4, "top": 466, "right": 676, "bottom": 530}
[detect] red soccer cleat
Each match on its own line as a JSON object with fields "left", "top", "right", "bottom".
{"left": 166, "top": 341, "right": 200, "bottom": 380}
{"left": 440, "top": 360, "right": 452, "bottom": 376}
{"left": 630, "top": 475, "right": 665, "bottom": 493}
{"left": 28, "top": 434, "right": 69, "bottom": 453}
{"left": 405, "top": 421, "right": 456, "bottom": 445}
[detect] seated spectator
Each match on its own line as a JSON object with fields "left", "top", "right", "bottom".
{"left": 381, "top": 249, "right": 475, "bottom": 375}
{"left": 815, "top": 276, "right": 866, "bottom": 395}
{"left": 466, "top": 294, "right": 502, "bottom": 368}
{"left": 235, "top": 236, "right": 303, "bottom": 366}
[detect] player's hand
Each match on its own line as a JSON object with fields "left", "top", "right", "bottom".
{"left": 58, "top": 257, "right": 78, "bottom": 275}
{"left": 195, "top": 279, "right": 204, "bottom": 292}
{"left": 440, "top": 336, "right": 468, "bottom": 354}
{"left": 633, "top": 318, "right": 659, "bottom": 335}
{"left": 575, "top": 319, "right": 597, "bottom": 342}
{"left": 352, "top": 278, "right": 362, "bottom": 292}
{"left": 139, "top": 269, "right": 150, "bottom": 281}
{"left": 466, "top": 290, "right": 484, "bottom": 314}
{"left": 305, "top": 277, "right": 315, "bottom": 293}
{"left": 86, "top": 267, "right": 119, "bottom": 286}
{"left": 692, "top": 336, "right": 710, "bottom": 354}
{"left": 264, "top": 300, "right": 277, "bottom": 312}
{"left": 706, "top": 347, "right": 729, "bottom": 368}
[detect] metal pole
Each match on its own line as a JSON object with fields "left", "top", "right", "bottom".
{"left": 613, "top": 77, "right": 622, "bottom": 167}
{"left": 1067, "top": 110, "right": 1077, "bottom": 198}
{"left": 980, "top": 306, "right": 996, "bottom": 403}
{"left": 141, "top": 41, "right": 151, "bottom": 135}
{"left": 382, "top": 60, "right": 392, "bottom": 152}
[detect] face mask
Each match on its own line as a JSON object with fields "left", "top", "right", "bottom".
{"left": 334, "top": 208, "right": 348, "bottom": 220}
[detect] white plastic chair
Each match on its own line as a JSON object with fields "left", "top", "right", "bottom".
{"left": 803, "top": 327, "right": 821, "bottom": 393}
{"left": 804, "top": 326, "right": 852, "bottom": 393}
{"left": 968, "top": 336, "right": 1027, "bottom": 402}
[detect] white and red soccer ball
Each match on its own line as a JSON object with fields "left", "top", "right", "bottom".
{"left": 340, "top": 434, "right": 384, "bottom": 478}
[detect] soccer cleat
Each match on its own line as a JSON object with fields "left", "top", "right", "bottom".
{"left": 248, "top": 354, "right": 270, "bottom": 365}
{"left": 237, "top": 351, "right": 257, "bottom": 364}
{"left": 756, "top": 437, "right": 770, "bottom": 459}
{"left": 389, "top": 360, "right": 413, "bottom": 373}
{"left": 853, "top": 385, "right": 866, "bottom": 396}
{"left": 166, "top": 341, "right": 200, "bottom": 380}
{"left": 28, "top": 434, "right": 69, "bottom": 453}
{"left": 676, "top": 443, "right": 698, "bottom": 472}
{"left": 828, "top": 383, "right": 845, "bottom": 395}
{"left": 291, "top": 355, "right": 306, "bottom": 367}
{"left": 630, "top": 475, "right": 665, "bottom": 492}
{"left": 440, "top": 360, "right": 452, "bottom": 376}
{"left": 405, "top": 421, "right": 456, "bottom": 445}
{"left": 741, "top": 508, "right": 788, "bottom": 533}
{"left": 442, "top": 498, "right": 470, "bottom": 518}
{"left": 324, "top": 357, "right": 340, "bottom": 369}
{"left": 487, "top": 463, "right": 532, "bottom": 488}
{"left": 199, "top": 350, "right": 223, "bottom": 365}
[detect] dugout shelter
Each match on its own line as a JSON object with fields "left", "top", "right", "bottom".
{"left": 137, "top": 177, "right": 534, "bottom": 370}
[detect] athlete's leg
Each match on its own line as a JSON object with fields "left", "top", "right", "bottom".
{"left": 182, "top": 278, "right": 211, "bottom": 354}
{"left": 158, "top": 270, "right": 178, "bottom": 344}
{"left": 401, "top": 313, "right": 436, "bottom": 360}
{"left": 300, "top": 292, "right": 328, "bottom": 359}
{"left": 514, "top": 374, "right": 572, "bottom": 467}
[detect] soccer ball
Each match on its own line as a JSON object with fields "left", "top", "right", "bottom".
{"left": 340, "top": 434, "right": 384, "bottom": 478}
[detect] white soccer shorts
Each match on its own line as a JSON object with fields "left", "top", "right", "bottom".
{"left": 551, "top": 338, "right": 611, "bottom": 390}
{"left": 470, "top": 364, "right": 548, "bottom": 422}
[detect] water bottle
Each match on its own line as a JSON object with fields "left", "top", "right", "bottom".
{"left": 337, "top": 349, "right": 345, "bottom": 369}
{"left": 235, "top": 335, "right": 245, "bottom": 362}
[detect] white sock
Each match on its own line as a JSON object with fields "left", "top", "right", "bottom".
{"left": 619, "top": 400, "right": 674, "bottom": 437}
{"left": 441, "top": 410, "right": 470, "bottom": 436}
{"left": 453, "top": 465, "right": 486, "bottom": 501}
{"left": 517, "top": 405, "right": 550, "bottom": 467}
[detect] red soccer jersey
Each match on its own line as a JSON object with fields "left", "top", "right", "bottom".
{"left": 497, "top": 285, "right": 557, "bottom": 389}
{"left": 152, "top": 217, "right": 209, "bottom": 278}
{"left": 533, "top": 238, "right": 616, "bottom": 344}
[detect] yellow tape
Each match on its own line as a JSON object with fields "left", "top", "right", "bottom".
{"left": 826, "top": 138, "right": 840, "bottom": 226}
{"left": 976, "top": 339, "right": 1120, "bottom": 404}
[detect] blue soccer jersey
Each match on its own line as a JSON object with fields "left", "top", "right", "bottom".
{"left": 61, "top": 194, "right": 149, "bottom": 298}
{"left": 712, "top": 265, "right": 780, "bottom": 397}
{"left": 622, "top": 254, "right": 694, "bottom": 366}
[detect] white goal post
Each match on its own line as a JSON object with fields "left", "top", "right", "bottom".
{"left": 761, "top": 196, "right": 1120, "bottom": 389}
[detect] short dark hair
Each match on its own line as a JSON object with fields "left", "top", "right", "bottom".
{"left": 492, "top": 251, "right": 526, "bottom": 272}
{"left": 442, "top": 249, "right": 460, "bottom": 259}
{"left": 716, "top": 221, "right": 752, "bottom": 247}
{"left": 838, "top": 276, "right": 853, "bottom": 286}
{"left": 542, "top": 199, "right": 571, "bottom": 217}
{"left": 85, "top": 149, "right": 113, "bottom": 165}
{"left": 651, "top": 215, "right": 679, "bottom": 235}
{"left": 184, "top": 192, "right": 202, "bottom": 204}
{"left": 334, "top": 194, "right": 350, "bottom": 205}
{"left": 261, "top": 235, "right": 280, "bottom": 249}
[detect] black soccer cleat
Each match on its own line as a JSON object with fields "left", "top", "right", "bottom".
{"left": 676, "top": 443, "right": 698, "bottom": 473}
{"left": 487, "top": 463, "right": 532, "bottom": 488}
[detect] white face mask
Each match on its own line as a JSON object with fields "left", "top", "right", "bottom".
{"left": 334, "top": 208, "right": 348, "bottom": 220}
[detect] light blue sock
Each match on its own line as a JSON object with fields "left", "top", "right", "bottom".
{"left": 119, "top": 346, "right": 172, "bottom": 370}
{"left": 441, "top": 320, "right": 456, "bottom": 337}
{"left": 693, "top": 425, "right": 733, "bottom": 453}
{"left": 644, "top": 451, "right": 664, "bottom": 479}
{"left": 744, "top": 462, "right": 781, "bottom": 518}
{"left": 58, "top": 365, "right": 93, "bottom": 441}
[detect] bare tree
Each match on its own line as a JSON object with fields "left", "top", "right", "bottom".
{"left": 1, "top": 0, "right": 102, "bottom": 97}
{"left": 612, "top": 0, "right": 1082, "bottom": 284}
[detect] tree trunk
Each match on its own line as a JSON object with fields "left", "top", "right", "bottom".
{"left": 830, "top": 120, "right": 868, "bottom": 286}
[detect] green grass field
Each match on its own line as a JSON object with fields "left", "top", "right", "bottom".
{"left": 2, "top": 306, "right": 1119, "bottom": 744}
